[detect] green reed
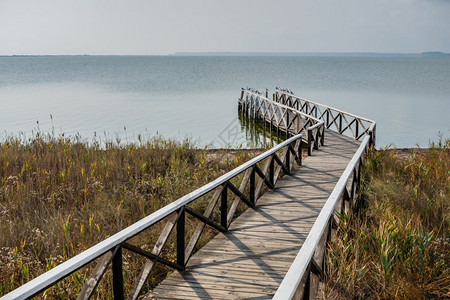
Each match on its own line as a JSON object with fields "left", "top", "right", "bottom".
{"left": 325, "top": 136, "right": 449, "bottom": 299}
{"left": 0, "top": 133, "right": 259, "bottom": 297}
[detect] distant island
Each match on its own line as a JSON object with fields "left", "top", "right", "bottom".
{"left": 421, "top": 51, "right": 450, "bottom": 56}
{"left": 171, "top": 51, "right": 450, "bottom": 57}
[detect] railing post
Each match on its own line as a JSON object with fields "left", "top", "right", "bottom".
{"left": 370, "top": 126, "right": 376, "bottom": 148}
{"left": 286, "top": 145, "right": 291, "bottom": 172}
{"left": 339, "top": 114, "right": 343, "bottom": 133}
{"left": 250, "top": 167, "right": 256, "bottom": 205}
{"left": 112, "top": 246, "right": 124, "bottom": 300}
{"left": 308, "top": 129, "right": 313, "bottom": 156}
{"left": 221, "top": 183, "right": 228, "bottom": 229}
{"left": 321, "top": 125, "right": 325, "bottom": 146}
{"left": 343, "top": 187, "right": 351, "bottom": 214}
{"left": 177, "top": 208, "right": 185, "bottom": 269}
{"left": 269, "top": 155, "right": 275, "bottom": 187}
{"left": 286, "top": 109, "right": 289, "bottom": 133}
{"left": 356, "top": 158, "right": 362, "bottom": 196}
{"left": 355, "top": 121, "right": 359, "bottom": 139}
{"left": 373, "top": 126, "right": 376, "bottom": 147}
{"left": 304, "top": 269, "right": 312, "bottom": 300}
{"left": 351, "top": 170, "right": 357, "bottom": 204}
{"left": 326, "top": 109, "right": 330, "bottom": 127}
{"left": 314, "top": 130, "right": 319, "bottom": 150}
{"left": 298, "top": 139, "right": 303, "bottom": 165}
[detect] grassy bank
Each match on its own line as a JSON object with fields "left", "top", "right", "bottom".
{"left": 325, "top": 138, "right": 450, "bottom": 299}
{"left": 0, "top": 134, "right": 261, "bottom": 297}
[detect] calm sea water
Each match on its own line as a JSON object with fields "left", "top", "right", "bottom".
{"left": 0, "top": 55, "right": 449, "bottom": 148}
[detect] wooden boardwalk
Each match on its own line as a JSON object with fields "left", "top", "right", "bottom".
{"left": 148, "top": 130, "right": 360, "bottom": 299}
{"left": 2, "top": 88, "right": 375, "bottom": 300}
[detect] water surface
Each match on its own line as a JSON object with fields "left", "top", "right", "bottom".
{"left": 0, "top": 56, "right": 448, "bottom": 148}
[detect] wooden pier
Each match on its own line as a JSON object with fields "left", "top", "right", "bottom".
{"left": 149, "top": 130, "right": 360, "bottom": 299}
{"left": 2, "top": 88, "right": 375, "bottom": 300}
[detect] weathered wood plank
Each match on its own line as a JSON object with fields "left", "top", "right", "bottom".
{"left": 147, "top": 130, "right": 360, "bottom": 299}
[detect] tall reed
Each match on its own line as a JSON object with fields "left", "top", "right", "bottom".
{"left": 0, "top": 133, "right": 258, "bottom": 296}
{"left": 325, "top": 137, "right": 449, "bottom": 299}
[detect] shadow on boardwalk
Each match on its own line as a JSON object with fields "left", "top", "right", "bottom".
{"left": 148, "top": 130, "right": 360, "bottom": 299}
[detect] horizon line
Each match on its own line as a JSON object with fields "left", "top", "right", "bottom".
{"left": 1, "top": 51, "right": 449, "bottom": 57}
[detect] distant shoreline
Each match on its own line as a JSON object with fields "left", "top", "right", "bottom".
{"left": 1, "top": 51, "right": 450, "bottom": 58}
{"left": 171, "top": 51, "right": 450, "bottom": 57}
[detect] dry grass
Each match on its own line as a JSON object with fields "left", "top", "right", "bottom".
{"left": 0, "top": 133, "right": 262, "bottom": 297}
{"left": 325, "top": 137, "right": 450, "bottom": 299}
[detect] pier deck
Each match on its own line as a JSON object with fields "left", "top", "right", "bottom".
{"left": 2, "top": 88, "right": 375, "bottom": 300}
{"left": 149, "top": 130, "right": 360, "bottom": 299}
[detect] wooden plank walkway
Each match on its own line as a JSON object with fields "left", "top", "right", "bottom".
{"left": 147, "top": 130, "right": 360, "bottom": 299}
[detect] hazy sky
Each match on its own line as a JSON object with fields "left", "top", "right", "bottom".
{"left": 1, "top": 0, "right": 449, "bottom": 55}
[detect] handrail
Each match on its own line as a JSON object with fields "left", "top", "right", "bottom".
{"left": 239, "top": 88, "right": 326, "bottom": 156}
{"left": 3, "top": 131, "right": 304, "bottom": 300}
{"left": 273, "top": 121, "right": 376, "bottom": 299}
{"left": 4, "top": 87, "right": 377, "bottom": 299}
{"left": 276, "top": 89, "right": 375, "bottom": 123}
{"left": 244, "top": 89, "right": 323, "bottom": 124}
{"left": 275, "top": 88, "right": 375, "bottom": 141}
{"left": 307, "top": 121, "right": 323, "bottom": 130}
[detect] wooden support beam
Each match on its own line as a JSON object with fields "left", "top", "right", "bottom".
{"left": 128, "top": 214, "right": 178, "bottom": 300}
{"left": 176, "top": 208, "right": 185, "bottom": 269}
{"left": 112, "top": 246, "right": 124, "bottom": 300}
{"left": 77, "top": 249, "right": 117, "bottom": 300}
